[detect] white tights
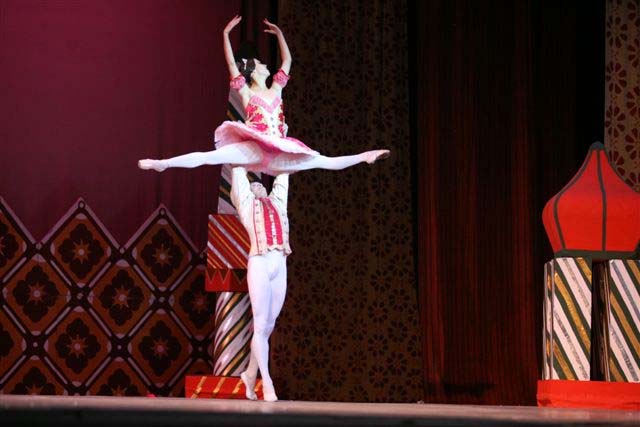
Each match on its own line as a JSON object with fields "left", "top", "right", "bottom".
{"left": 138, "top": 143, "right": 389, "bottom": 173}
{"left": 242, "top": 249, "right": 287, "bottom": 401}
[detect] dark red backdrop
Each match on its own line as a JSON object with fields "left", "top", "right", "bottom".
{"left": 413, "top": 1, "right": 604, "bottom": 404}
{"left": 0, "top": 0, "right": 241, "bottom": 249}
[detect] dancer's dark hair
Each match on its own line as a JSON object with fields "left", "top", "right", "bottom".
{"left": 236, "top": 58, "right": 256, "bottom": 85}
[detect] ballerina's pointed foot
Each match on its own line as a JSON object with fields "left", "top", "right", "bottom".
{"left": 262, "top": 381, "right": 278, "bottom": 402}
{"left": 365, "top": 149, "right": 391, "bottom": 164}
{"left": 138, "top": 159, "right": 167, "bottom": 172}
{"left": 240, "top": 371, "right": 258, "bottom": 401}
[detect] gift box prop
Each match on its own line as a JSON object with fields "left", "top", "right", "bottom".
{"left": 185, "top": 91, "right": 263, "bottom": 399}
{"left": 538, "top": 142, "right": 640, "bottom": 409}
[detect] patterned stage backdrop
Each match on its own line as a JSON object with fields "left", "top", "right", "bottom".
{"left": 0, "top": 197, "right": 214, "bottom": 396}
{"left": 605, "top": 0, "right": 640, "bottom": 191}
{"left": 270, "top": 1, "right": 423, "bottom": 402}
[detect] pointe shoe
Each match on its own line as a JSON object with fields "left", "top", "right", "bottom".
{"left": 365, "top": 149, "right": 391, "bottom": 164}
{"left": 240, "top": 371, "right": 257, "bottom": 401}
{"left": 262, "top": 381, "right": 278, "bottom": 402}
{"left": 138, "top": 159, "right": 167, "bottom": 172}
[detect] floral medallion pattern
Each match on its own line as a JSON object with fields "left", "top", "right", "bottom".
{"left": 99, "top": 270, "right": 145, "bottom": 326}
{"left": 177, "top": 266, "right": 216, "bottom": 333}
{"left": 48, "top": 203, "right": 113, "bottom": 286}
{"left": 96, "top": 368, "right": 142, "bottom": 396}
{"left": 54, "top": 317, "right": 101, "bottom": 374}
{"left": 606, "top": 1, "right": 640, "bottom": 191}
{"left": 11, "top": 366, "right": 57, "bottom": 395}
{"left": 58, "top": 223, "right": 105, "bottom": 280}
{"left": 5, "top": 256, "right": 69, "bottom": 331}
{"left": 131, "top": 211, "right": 193, "bottom": 290}
{"left": 12, "top": 265, "right": 60, "bottom": 323}
{"left": 130, "top": 311, "right": 191, "bottom": 385}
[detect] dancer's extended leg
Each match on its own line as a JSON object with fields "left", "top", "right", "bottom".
{"left": 271, "top": 149, "right": 390, "bottom": 173}
{"left": 138, "top": 143, "right": 263, "bottom": 172}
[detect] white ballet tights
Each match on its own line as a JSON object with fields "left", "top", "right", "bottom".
{"left": 138, "top": 143, "right": 388, "bottom": 173}
{"left": 241, "top": 249, "right": 287, "bottom": 402}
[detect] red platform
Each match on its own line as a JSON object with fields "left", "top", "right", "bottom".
{"left": 185, "top": 375, "right": 263, "bottom": 400}
{"left": 537, "top": 380, "right": 640, "bottom": 410}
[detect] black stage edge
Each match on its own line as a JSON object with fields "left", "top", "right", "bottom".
{"left": 1, "top": 395, "right": 640, "bottom": 427}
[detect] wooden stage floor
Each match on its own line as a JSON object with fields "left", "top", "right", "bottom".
{"left": 1, "top": 395, "right": 639, "bottom": 426}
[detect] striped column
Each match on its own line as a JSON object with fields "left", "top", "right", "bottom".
{"left": 542, "top": 257, "right": 593, "bottom": 380}
{"left": 206, "top": 214, "right": 252, "bottom": 377}
{"left": 207, "top": 89, "right": 259, "bottom": 378}
{"left": 605, "top": 259, "right": 640, "bottom": 382}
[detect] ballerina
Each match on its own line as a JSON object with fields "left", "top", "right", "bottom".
{"left": 138, "top": 15, "right": 389, "bottom": 176}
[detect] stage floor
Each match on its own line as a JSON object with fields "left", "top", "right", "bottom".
{"left": 1, "top": 395, "right": 639, "bottom": 426}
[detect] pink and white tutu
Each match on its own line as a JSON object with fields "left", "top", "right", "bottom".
{"left": 215, "top": 70, "right": 320, "bottom": 176}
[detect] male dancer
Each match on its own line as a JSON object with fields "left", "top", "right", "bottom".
{"left": 230, "top": 166, "right": 289, "bottom": 402}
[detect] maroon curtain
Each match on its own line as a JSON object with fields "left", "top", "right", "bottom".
{"left": 0, "top": 0, "right": 243, "bottom": 249}
{"left": 413, "top": 1, "right": 604, "bottom": 404}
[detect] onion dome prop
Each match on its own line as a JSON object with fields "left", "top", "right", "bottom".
{"left": 542, "top": 142, "right": 640, "bottom": 261}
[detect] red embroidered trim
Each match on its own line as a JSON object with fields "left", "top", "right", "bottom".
{"left": 260, "top": 199, "right": 283, "bottom": 246}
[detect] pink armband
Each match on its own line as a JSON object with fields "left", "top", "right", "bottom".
{"left": 230, "top": 75, "right": 246, "bottom": 90}
{"left": 273, "top": 69, "right": 290, "bottom": 87}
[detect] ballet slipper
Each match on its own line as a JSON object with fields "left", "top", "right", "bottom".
{"left": 262, "top": 380, "right": 278, "bottom": 402}
{"left": 365, "top": 149, "right": 391, "bottom": 164}
{"left": 240, "top": 371, "right": 258, "bottom": 401}
{"left": 138, "top": 159, "right": 167, "bottom": 172}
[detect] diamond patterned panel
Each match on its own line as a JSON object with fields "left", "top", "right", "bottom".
{"left": 128, "top": 206, "right": 194, "bottom": 292}
{"left": 0, "top": 307, "right": 26, "bottom": 381}
{"left": 90, "top": 260, "right": 154, "bottom": 338}
{"left": 0, "top": 197, "right": 33, "bottom": 282}
{"left": 45, "top": 199, "right": 115, "bottom": 287}
{"left": 3, "top": 357, "right": 66, "bottom": 395}
{"left": 0, "top": 197, "right": 212, "bottom": 396}
{"left": 129, "top": 309, "right": 192, "bottom": 388}
{"left": 3, "top": 254, "right": 71, "bottom": 334}
{"left": 45, "top": 307, "right": 111, "bottom": 388}
{"left": 88, "top": 358, "right": 148, "bottom": 396}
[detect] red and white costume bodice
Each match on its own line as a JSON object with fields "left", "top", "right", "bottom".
{"left": 214, "top": 69, "right": 319, "bottom": 176}
{"left": 245, "top": 94, "right": 288, "bottom": 139}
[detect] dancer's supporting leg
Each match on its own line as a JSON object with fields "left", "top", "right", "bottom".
{"left": 263, "top": 252, "right": 287, "bottom": 402}
{"left": 138, "top": 143, "right": 263, "bottom": 172}
{"left": 244, "top": 251, "right": 286, "bottom": 402}
{"left": 241, "top": 352, "right": 259, "bottom": 401}
{"left": 271, "top": 149, "right": 390, "bottom": 172}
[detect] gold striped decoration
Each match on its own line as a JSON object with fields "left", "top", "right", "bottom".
{"left": 606, "top": 259, "right": 640, "bottom": 382}
{"left": 542, "top": 257, "right": 592, "bottom": 380}
{"left": 212, "top": 291, "right": 253, "bottom": 376}
{"left": 542, "top": 262, "right": 553, "bottom": 379}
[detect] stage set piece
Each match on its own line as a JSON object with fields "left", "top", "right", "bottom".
{"left": 539, "top": 142, "right": 640, "bottom": 410}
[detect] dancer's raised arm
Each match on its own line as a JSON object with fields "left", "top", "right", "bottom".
{"left": 224, "top": 15, "right": 243, "bottom": 78}
{"left": 263, "top": 19, "right": 291, "bottom": 76}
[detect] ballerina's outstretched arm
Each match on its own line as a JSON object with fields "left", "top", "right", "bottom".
{"left": 263, "top": 19, "right": 291, "bottom": 77}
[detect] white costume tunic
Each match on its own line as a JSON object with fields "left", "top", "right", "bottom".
{"left": 230, "top": 166, "right": 291, "bottom": 257}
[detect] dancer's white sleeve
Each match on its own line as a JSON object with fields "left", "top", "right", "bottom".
{"left": 230, "top": 167, "right": 254, "bottom": 219}
{"left": 269, "top": 174, "right": 289, "bottom": 214}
